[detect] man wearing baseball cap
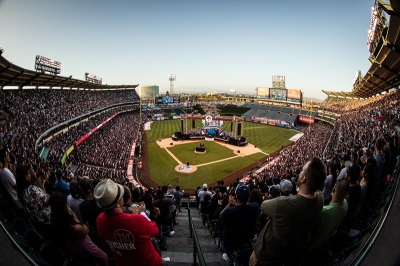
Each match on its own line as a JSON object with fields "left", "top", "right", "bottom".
{"left": 94, "top": 179, "right": 162, "bottom": 266}
{"left": 219, "top": 183, "right": 260, "bottom": 263}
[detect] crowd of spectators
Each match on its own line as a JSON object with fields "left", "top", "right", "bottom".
{"left": 1, "top": 87, "right": 400, "bottom": 265}
{"left": 76, "top": 112, "right": 140, "bottom": 175}
{"left": 320, "top": 94, "right": 385, "bottom": 114}
{"left": 43, "top": 106, "right": 134, "bottom": 163}
{"left": 195, "top": 90, "right": 400, "bottom": 264}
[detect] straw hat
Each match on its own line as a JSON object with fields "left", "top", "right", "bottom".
{"left": 94, "top": 179, "right": 124, "bottom": 209}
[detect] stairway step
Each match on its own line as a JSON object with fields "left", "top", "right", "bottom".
{"left": 161, "top": 207, "right": 225, "bottom": 265}
{"left": 162, "top": 251, "right": 225, "bottom": 265}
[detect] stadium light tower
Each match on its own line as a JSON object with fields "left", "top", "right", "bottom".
{"left": 85, "top": 72, "right": 102, "bottom": 85}
{"left": 169, "top": 74, "right": 176, "bottom": 96}
{"left": 34, "top": 55, "right": 61, "bottom": 75}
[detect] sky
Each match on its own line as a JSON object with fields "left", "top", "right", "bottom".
{"left": 0, "top": 0, "right": 375, "bottom": 100}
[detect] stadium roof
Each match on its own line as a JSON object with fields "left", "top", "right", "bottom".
{"left": 325, "top": 0, "right": 400, "bottom": 99}
{"left": 322, "top": 90, "right": 359, "bottom": 99}
{"left": 0, "top": 55, "right": 138, "bottom": 90}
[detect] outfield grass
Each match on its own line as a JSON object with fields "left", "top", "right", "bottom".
{"left": 145, "top": 119, "right": 298, "bottom": 189}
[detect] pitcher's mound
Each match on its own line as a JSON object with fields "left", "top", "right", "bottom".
{"left": 175, "top": 164, "right": 198, "bottom": 174}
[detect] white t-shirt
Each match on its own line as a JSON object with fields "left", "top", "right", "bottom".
{"left": 0, "top": 167, "right": 21, "bottom": 208}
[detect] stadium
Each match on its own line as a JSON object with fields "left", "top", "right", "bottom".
{"left": 1, "top": 0, "right": 400, "bottom": 265}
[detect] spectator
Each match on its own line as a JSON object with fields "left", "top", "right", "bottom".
{"left": 173, "top": 186, "right": 183, "bottom": 212}
{"left": 153, "top": 189, "right": 175, "bottom": 235}
{"left": 162, "top": 185, "right": 178, "bottom": 226}
{"left": 195, "top": 186, "right": 201, "bottom": 209}
{"left": 143, "top": 189, "right": 156, "bottom": 221}
{"left": 131, "top": 186, "right": 142, "bottom": 204}
{"left": 337, "top": 154, "right": 351, "bottom": 180}
{"left": 374, "top": 137, "right": 386, "bottom": 190}
{"left": 210, "top": 187, "right": 222, "bottom": 220}
{"left": 360, "top": 163, "right": 375, "bottom": 209}
{"left": 67, "top": 180, "right": 84, "bottom": 222}
{"left": 250, "top": 157, "right": 326, "bottom": 265}
{"left": 248, "top": 188, "right": 263, "bottom": 206}
{"left": 15, "top": 164, "right": 51, "bottom": 236}
{"left": 78, "top": 178, "right": 104, "bottom": 247}
{"left": 198, "top": 183, "right": 212, "bottom": 210}
{"left": 122, "top": 185, "right": 136, "bottom": 214}
{"left": 49, "top": 191, "right": 108, "bottom": 265}
{"left": 344, "top": 163, "right": 362, "bottom": 227}
{"left": 94, "top": 179, "right": 162, "bottom": 266}
{"left": 217, "top": 180, "right": 227, "bottom": 195}
{"left": 279, "top": 179, "right": 293, "bottom": 196}
{"left": 306, "top": 178, "right": 349, "bottom": 251}
{"left": 322, "top": 163, "right": 338, "bottom": 205}
{"left": 219, "top": 184, "right": 260, "bottom": 263}
{"left": 0, "top": 148, "right": 22, "bottom": 210}
{"left": 199, "top": 193, "right": 212, "bottom": 227}
{"left": 55, "top": 168, "right": 70, "bottom": 196}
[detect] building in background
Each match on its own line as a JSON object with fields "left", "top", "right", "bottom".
{"left": 140, "top": 85, "right": 159, "bottom": 99}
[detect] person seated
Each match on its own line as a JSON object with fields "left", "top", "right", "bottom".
{"left": 306, "top": 178, "right": 349, "bottom": 251}
{"left": 49, "top": 191, "right": 108, "bottom": 265}
{"left": 94, "top": 179, "right": 163, "bottom": 266}
{"left": 219, "top": 183, "right": 260, "bottom": 263}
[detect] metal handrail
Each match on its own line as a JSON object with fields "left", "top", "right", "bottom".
{"left": 187, "top": 208, "right": 206, "bottom": 266}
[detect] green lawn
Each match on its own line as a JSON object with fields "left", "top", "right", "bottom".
{"left": 145, "top": 119, "right": 298, "bottom": 189}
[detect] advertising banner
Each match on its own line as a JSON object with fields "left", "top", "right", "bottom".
{"left": 251, "top": 116, "right": 280, "bottom": 125}
{"left": 299, "top": 115, "right": 315, "bottom": 124}
{"left": 287, "top": 89, "right": 301, "bottom": 100}
{"left": 66, "top": 145, "right": 74, "bottom": 156}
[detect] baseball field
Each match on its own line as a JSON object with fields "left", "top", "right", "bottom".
{"left": 144, "top": 119, "right": 298, "bottom": 190}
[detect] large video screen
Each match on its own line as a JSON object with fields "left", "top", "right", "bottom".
{"left": 269, "top": 88, "right": 287, "bottom": 100}
{"left": 155, "top": 96, "right": 180, "bottom": 105}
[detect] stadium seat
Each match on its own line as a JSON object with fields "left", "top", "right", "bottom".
{"left": 11, "top": 217, "right": 30, "bottom": 251}
{"left": 63, "top": 256, "right": 93, "bottom": 266}
{"left": 24, "top": 229, "right": 45, "bottom": 252}
{"left": 2, "top": 208, "right": 17, "bottom": 233}
{"left": 38, "top": 241, "right": 67, "bottom": 266}
{"left": 231, "top": 245, "right": 253, "bottom": 266}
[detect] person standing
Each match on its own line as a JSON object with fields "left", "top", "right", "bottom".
{"left": 306, "top": 178, "right": 349, "bottom": 251}
{"left": 173, "top": 186, "right": 183, "bottom": 212}
{"left": 0, "top": 149, "right": 22, "bottom": 210}
{"left": 219, "top": 183, "right": 260, "bottom": 263}
{"left": 15, "top": 164, "right": 51, "bottom": 237}
{"left": 49, "top": 191, "right": 108, "bottom": 265}
{"left": 250, "top": 157, "right": 326, "bottom": 265}
{"left": 94, "top": 179, "right": 162, "bottom": 266}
